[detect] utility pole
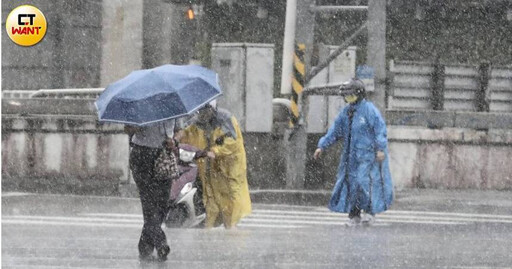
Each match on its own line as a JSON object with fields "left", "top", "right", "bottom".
{"left": 367, "top": 0, "right": 387, "bottom": 113}
{"left": 281, "top": 0, "right": 316, "bottom": 95}
{"left": 281, "top": 0, "right": 316, "bottom": 189}
{"left": 280, "top": 1, "right": 386, "bottom": 190}
{"left": 280, "top": 0, "right": 297, "bottom": 95}
{"left": 295, "top": 0, "right": 316, "bottom": 78}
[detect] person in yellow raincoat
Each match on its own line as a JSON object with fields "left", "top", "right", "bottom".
{"left": 176, "top": 103, "right": 252, "bottom": 229}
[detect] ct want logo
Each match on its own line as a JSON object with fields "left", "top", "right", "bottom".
{"left": 5, "top": 5, "right": 47, "bottom": 46}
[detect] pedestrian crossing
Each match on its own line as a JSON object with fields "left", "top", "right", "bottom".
{"left": 240, "top": 207, "right": 512, "bottom": 228}
{"left": 3, "top": 206, "right": 512, "bottom": 229}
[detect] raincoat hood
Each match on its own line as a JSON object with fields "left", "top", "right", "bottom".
{"left": 179, "top": 109, "right": 251, "bottom": 228}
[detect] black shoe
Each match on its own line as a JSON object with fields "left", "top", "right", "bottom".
{"left": 138, "top": 243, "right": 154, "bottom": 261}
{"left": 139, "top": 254, "right": 155, "bottom": 262}
{"left": 345, "top": 216, "right": 362, "bottom": 227}
{"left": 157, "top": 245, "right": 170, "bottom": 262}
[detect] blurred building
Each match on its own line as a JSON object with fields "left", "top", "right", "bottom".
{"left": 1, "top": 0, "right": 190, "bottom": 91}
{"left": 2, "top": 1, "right": 104, "bottom": 91}
{"left": 2, "top": 0, "right": 511, "bottom": 92}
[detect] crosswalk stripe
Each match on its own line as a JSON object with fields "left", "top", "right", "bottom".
{"left": 2, "top": 215, "right": 302, "bottom": 229}
{"left": 4, "top": 207, "right": 512, "bottom": 229}
{"left": 252, "top": 209, "right": 512, "bottom": 220}
{"left": 382, "top": 210, "right": 512, "bottom": 219}
{"left": 1, "top": 192, "right": 35, "bottom": 197}
{"left": 81, "top": 210, "right": 512, "bottom": 222}
{"left": 242, "top": 217, "right": 459, "bottom": 226}
{"left": 1, "top": 219, "right": 141, "bottom": 228}
{"left": 1, "top": 219, "right": 302, "bottom": 230}
{"left": 4, "top": 215, "right": 141, "bottom": 223}
{"left": 2, "top": 215, "right": 463, "bottom": 227}
{"left": 81, "top": 213, "right": 140, "bottom": 218}
{"left": 240, "top": 218, "right": 393, "bottom": 226}
{"left": 373, "top": 215, "right": 512, "bottom": 224}
{"left": 249, "top": 213, "right": 512, "bottom": 224}
{"left": 238, "top": 223, "right": 304, "bottom": 229}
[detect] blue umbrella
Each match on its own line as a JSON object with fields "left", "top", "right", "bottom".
{"left": 95, "top": 64, "right": 222, "bottom": 126}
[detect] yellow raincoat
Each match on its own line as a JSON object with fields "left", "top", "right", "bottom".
{"left": 179, "top": 108, "right": 252, "bottom": 228}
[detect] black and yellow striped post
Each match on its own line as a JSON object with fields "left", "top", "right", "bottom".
{"left": 289, "top": 43, "right": 306, "bottom": 128}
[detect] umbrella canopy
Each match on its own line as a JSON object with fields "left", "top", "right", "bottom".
{"left": 95, "top": 64, "right": 222, "bottom": 126}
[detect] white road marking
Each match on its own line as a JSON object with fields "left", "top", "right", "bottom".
{"left": 3, "top": 207, "right": 512, "bottom": 229}
{"left": 448, "top": 267, "right": 512, "bottom": 269}
{"left": 82, "top": 210, "right": 512, "bottom": 223}
{"left": 2, "top": 215, "right": 301, "bottom": 229}
{"left": 1, "top": 219, "right": 141, "bottom": 228}
{"left": 242, "top": 217, "right": 458, "bottom": 226}
{"left": 237, "top": 223, "right": 304, "bottom": 229}
{"left": 80, "top": 213, "right": 140, "bottom": 218}
{"left": 4, "top": 215, "right": 141, "bottom": 223}
{"left": 253, "top": 209, "right": 512, "bottom": 220}
{"left": 2, "top": 192, "right": 35, "bottom": 197}
{"left": 248, "top": 213, "right": 512, "bottom": 224}
{"left": 383, "top": 210, "right": 512, "bottom": 220}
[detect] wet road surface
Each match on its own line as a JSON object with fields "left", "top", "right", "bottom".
{"left": 2, "top": 192, "right": 512, "bottom": 269}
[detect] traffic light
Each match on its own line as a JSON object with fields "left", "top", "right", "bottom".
{"left": 186, "top": 6, "right": 195, "bottom": 20}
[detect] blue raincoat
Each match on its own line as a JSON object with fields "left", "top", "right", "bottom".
{"left": 318, "top": 99, "right": 393, "bottom": 214}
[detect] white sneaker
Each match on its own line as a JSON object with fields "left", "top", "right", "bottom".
{"left": 345, "top": 216, "right": 361, "bottom": 227}
{"left": 361, "top": 214, "right": 375, "bottom": 226}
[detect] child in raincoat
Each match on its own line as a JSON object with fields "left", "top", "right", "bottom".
{"left": 314, "top": 79, "right": 393, "bottom": 226}
{"left": 176, "top": 102, "right": 252, "bottom": 229}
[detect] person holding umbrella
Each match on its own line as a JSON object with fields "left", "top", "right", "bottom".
{"left": 125, "top": 120, "right": 176, "bottom": 261}
{"left": 176, "top": 101, "right": 252, "bottom": 229}
{"left": 96, "top": 65, "right": 222, "bottom": 261}
{"left": 313, "top": 78, "right": 393, "bottom": 226}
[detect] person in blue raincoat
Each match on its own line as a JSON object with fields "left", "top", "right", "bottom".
{"left": 313, "top": 79, "right": 393, "bottom": 226}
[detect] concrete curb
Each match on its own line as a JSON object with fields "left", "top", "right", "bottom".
{"left": 249, "top": 189, "right": 331, "bottom": 206}
{"left": 5, "top": 180, "right": 512, "bottom": 213}
{"left": 119, "top": 184, "right": 332, "bottom": 206}
{"left": 119, "top": 184, "right": 512, "bottom": 212}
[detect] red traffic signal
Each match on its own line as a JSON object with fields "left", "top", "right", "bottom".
{"left": 186, "top": 7, "right": 195, "bottom": 20}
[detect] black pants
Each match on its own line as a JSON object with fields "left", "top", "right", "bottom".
{"left": 130, "top": 145, "right": 171, "bottom": 256}
{"left": 349, "top": 190, "right": 361, "bottom": 219}
{"left": 349, "top": 207, "right": 361, "bottom": 219}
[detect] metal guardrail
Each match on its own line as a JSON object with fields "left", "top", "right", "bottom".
{"left": 2, "top": 98, "right": 97, "bottom": 116}
{"left": 3, "top": 98, "right": 512, "bottom": 129}
{"left": 2, "top": 88, "right": 103, "bottom": 118}
{"left": 1, "top": 90, "right": 38, "bottom": 98}
{"left": 29, "top": 88, "right": 104, "bottom": 99}
{"left": 2, "top": 88, "right": 104, "bottom": 99}
{"left": 3, "top": 86, "right": 512, "bottom": 129}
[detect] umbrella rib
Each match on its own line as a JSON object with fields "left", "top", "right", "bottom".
{"left": 116, "top": 71, "right": 173, "bottom": 101}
